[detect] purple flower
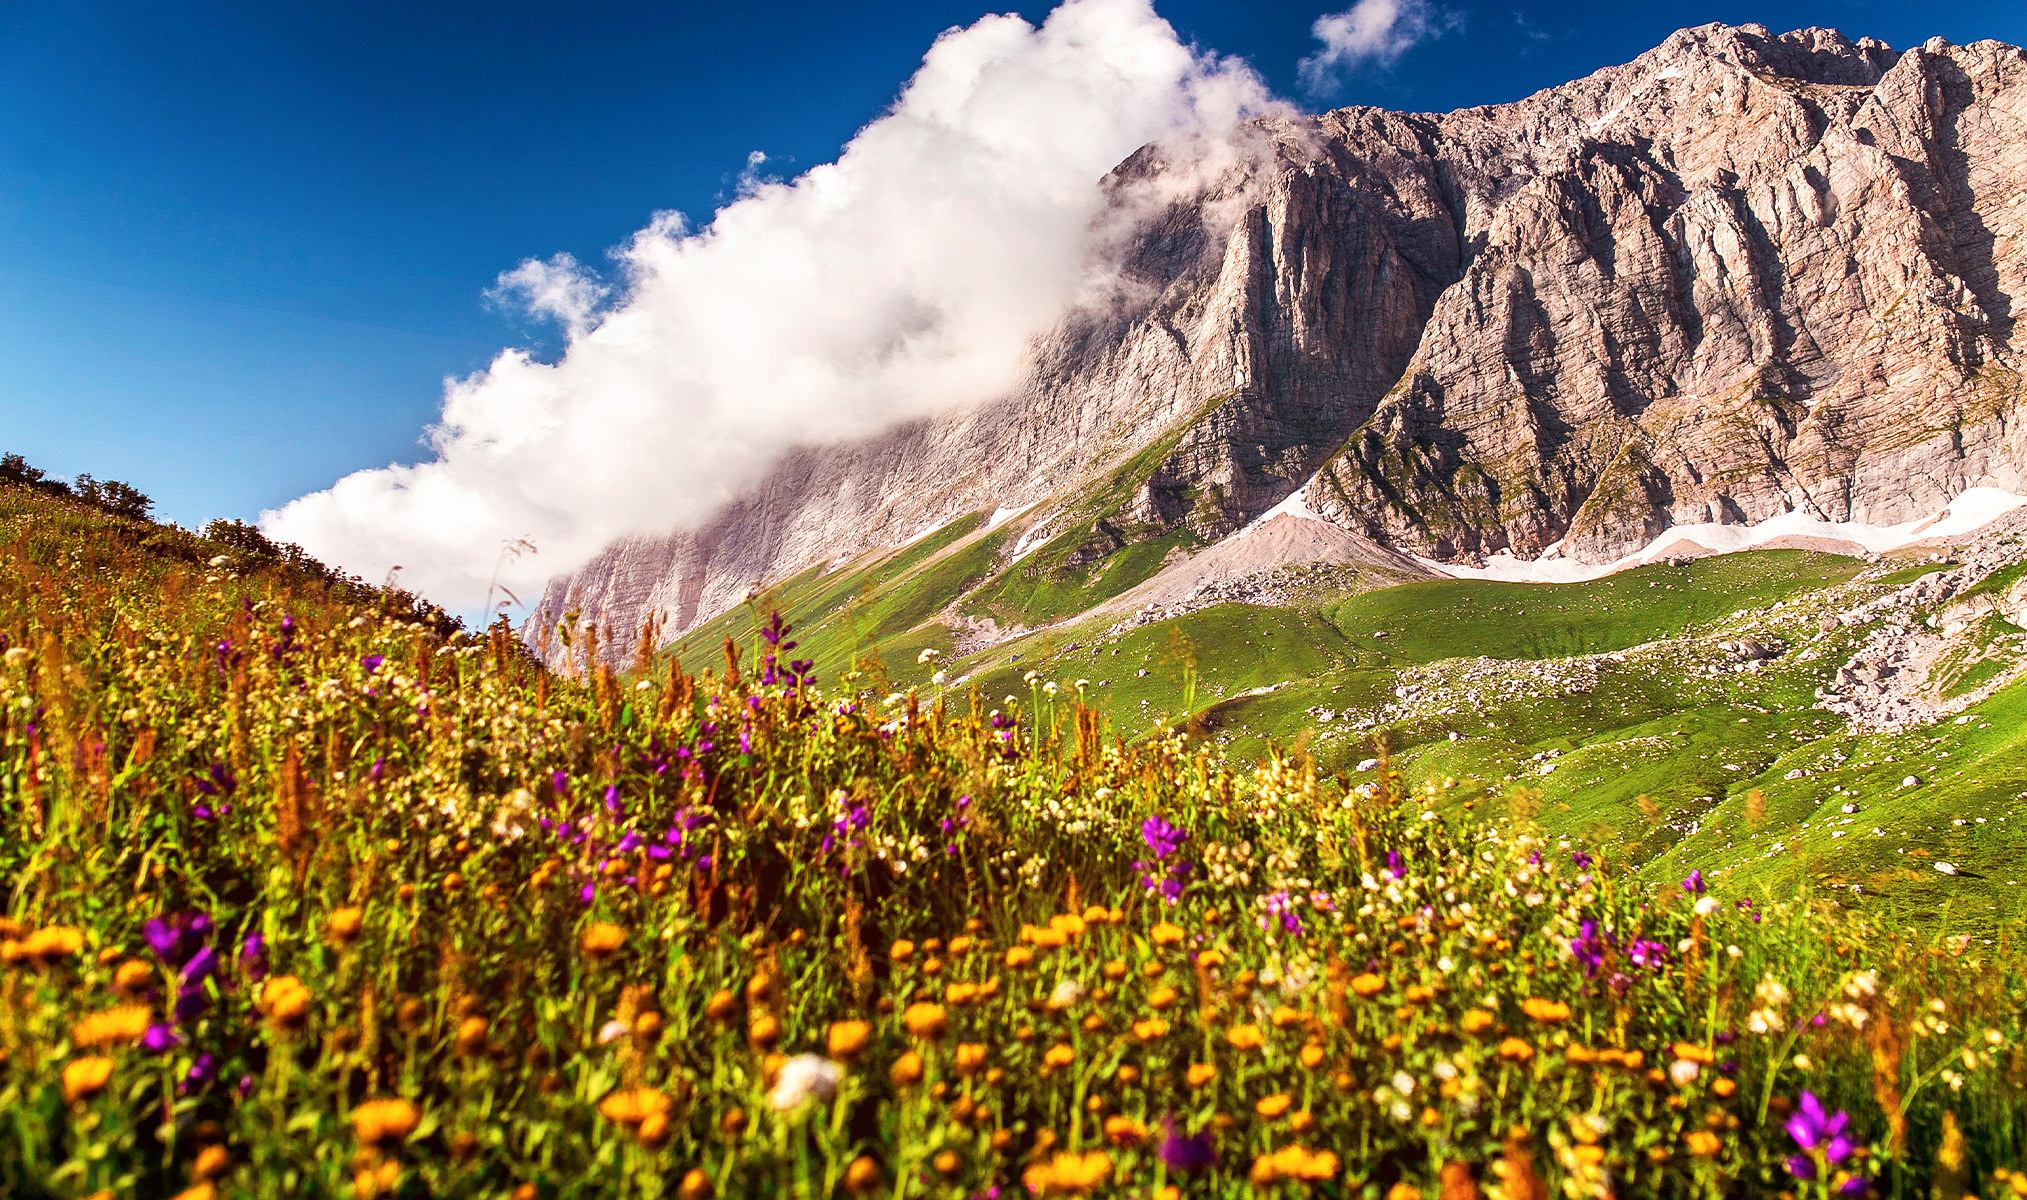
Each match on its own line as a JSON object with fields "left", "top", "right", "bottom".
{"left": 1572, "top": 851, "right": 1592, "bottom": 869}
{"left": 361, "top": 653, "right": 383, "bottom": 673}
{"left": 1785, "top": 1091, "right": 1853, "bottom": 1164}
{"left": 551, "top": 768, "right": 569, "bottom": 797}
{"left": 1682, "top": 869, "right": 1707, "bottom": 895}
{"left": 175, "top": 982, "right": 211, "bottom": 1022}
{"left": 579, "top": 882, "right": 596, "bottom": 905}
{"left": 604, "top": 785, "right": 623, "bottom": 815}
{"left": 1158, "top": 1117, "right": 1217, "bottom": 1172}
{"left": 240, "top": 933, "right": 267, "bottom": 980}
{"left": 369, "top": 755, "right": 386, "bottom": 784}
{"left": 180, "top": 945, "right": 218, "bottom": 984}
{"left": 142, "top": 1023, "right": 180, "bottom": 1054}
{"left": 180, "top": 1053, "right": 217, "bottom": 1094}
{"left": 1140, "top": 815, "right": 1187, "bottom": 860}
{"left": 1386, "top": 850, "right": 1406, "bottom": 880}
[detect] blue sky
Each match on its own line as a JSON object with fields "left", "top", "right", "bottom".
{"left": 3, "top": 0, "right": 2022, "bottom": 533}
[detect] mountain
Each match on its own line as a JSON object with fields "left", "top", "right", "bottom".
{"left": 532, "top": 23, "right": 2027, "bottom": 665}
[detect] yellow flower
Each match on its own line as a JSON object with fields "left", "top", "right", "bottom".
{"left": 326, "top": 908, "right": 364, "bottom": 945}
{"left": 1252, "top": 1145, "right": 1340, "bottom": 1183}
{"left": 902, "top": 1003, "right": 947, "bottom": 1040}
{"left": 1566, "top": 1044, "right": 1596, "bottom": 1064}
{"left": 638, "top": 1110, "right": 672, "bottom": 1150}
{"left": 1103, "top": 1115, "right": 1146, "bottom": 1146}
{"left": 351, "top": 1097, "right": 421, "bottom": 1145}
{"left": 1521, "top": 997, "right": 1570, "bottom": 1024}
{"left": 1133, "top": 1017, "right": 1169, "bottom": 1042}
{"left": 1671, "top": 1041, "right": 1714, "bottom": 1064}
{"left": 112, "top": 959, "right": 154, "bottom": 996}
{"left": 1350, "top": 972, "right": 1386, "bottom": 998}
{"left": 23, "top": 926, "right": 85, "bottom": 966}
{"left": 1005, "top": 946, "right": 1036, "bottom": 969}
{"left": 890, "top": 1051, "right": 924, "bottom": 1087}
{"left": 1270, "top": 1006, "right": 1303, "bottom": 1029}
{"left": 1256, "top": 1093, "right": 1294, "bottom": 1118}
{"left": 1150, "top": 923, "right": 1185, "bottom": 947}
{"left": 748, "top": 1015, "right": 782, "bottom": 1048}
{"left": 1082, "top": 905, "right": 1111, "bottom": 926}
{"left": 705, "top": 988, "right": 739, "bottom": 1022}
{"left": 454, "top": 1015, "right": 489, "bottom": 1056}
{"left": 1197, "top": 948, "right": 1224, "bottom": 968}
{"left": 1049, "top": 913, "right": 1086, "bottom": 939}
{"left": 579, "top": 922, "right": 628, "bottom": 959}
{"left": 1460, "top": 1009, "right": 1494, "bottom": 1035}
{"left": 1102, "top": 960, "right": 1127, "bottom": 980}
{"left": 72, "top": 1005, "right": 153, "bottom": 1049}
{"left": 1299, "top": 1044, "right": 1325, "bottom": 1070}
{"left": 1147, "top": 985, "right": 1178, "bottom": 1010}
{"left": 679, "top": 1169, "right": 714, "bottom": 1200}
{"left": 890, "top": 939, "right": 915, "bottom": 963}
{"left": 1028, "top": 926, "right": 1068, "bottom": 950}
{"left": 1713, "top": 1077, "right": 1738, "bottom": 1098}
{"left": 945, "top": 981, "right": 979, "bottom": 1006}
{"left": 1685, "top": 1130, "right": 1722, "bottom": 1157}
{"left": 62, "top": 1056, "right": 115, "bottom": 1103}
{"left": 954, "top": 1043, "right": 988, "bottom": 1076}
{"left": 1043, "top": 1043, "right": 1076, "bottom": 1070}
{"left": 1186, "top": 1062, "right": 1217, "bottom": 1088}
{"left": 1498, "top": 1037, "right": 1535, "bottom": 1062}
{"left": 1226, "top": 1024, "right": 1265, "bottom": 1050}
{"left": 844, "top": 1156, "right": 882, "bottom": 1193}
{"left": 1022, "top": 1150, "right": 1111, "bottom": 1196}
{"left": 828, "top": 1020, "right": 872, "bottom": 1061}
{"left": 260, "top": 975, "right": 314, "bottom": 1030}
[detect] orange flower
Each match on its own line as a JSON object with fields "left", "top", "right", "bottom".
{"left": 1498, "top": 1037, "right": 1535, "bottom": 1062}
{"left": 704, "top": 988, "right": 738, "bottom": 1022}
{"left": 954, "top": 1043, "right": 988, "bottom": 1076}
{"left": 326, "top": 908, "right": 364, "bottom": 945}
{"left": 890, "top": 1051, "right": 924, "bottom": 1087}
{"left": 1133, "top": 1017, "right": 1169, "bottom": 1042}
{"left": 72, "top": 1005, "right": 153, "bottom": 1049}
{"left": 1186, "top": 1063, "right": 1217, "bottom": 1088}
{"left": 1022, "top": 1150, "right": 1111, "bottom": 1196}
{"left": 1671, "top": 1041, "right": 1714, "bottom": 1064}
{"left": 22, "top": 926, "right": 85, "bottom": 966}
{"left": 1146, "top": 985, "right": 1178, "bottom": 1010}
{"left": 455, "top": 1015, "right": 490, "bottom": 1056}
{"left": 1350, "top": 972, "right": 1386, "bottom": 998}
{"left": 1226, "top": 1024, "right": 1265, "bottom": 1050}
{"left": 1005, "top": 946, "right": 1036, "bottom": 969}
{"left": 902, "top": 1003, "right": 947, "bottom": 1040}
{"left": 1103, "top": 1116, "right": 1146, "bottom": 1146}
{"left": 1043, "top": 1043, "right": 1076, "bottom": 1069}
{"left": 945, "top": 981, "right": 979, "bottom": 1007}
{"left": 1521, "top": 997, "right": 1570, "bottom": 1024}
{"left": 1684, "top": 1130, "right": 1722, "bottom": 1157}
{"left": 1299, "top": 1044, "right": 1326, "bottom": 1070}
{"left": 827, "top": 1020, "right": 872, "bottom": 1061}
{"left": 112, "top": 960, "right": 154, "bottom": 996}
{"left": 890, "top": 939, "right": 916, "bottom": 963}
{"left": 1270, "top": 1006, "right": 1303, "bottom": 1029}
{"left": 1459, "top": 1009, "right": 1495, "bottom": 1035}
{"left": 351, "top": 1097, "right": 421, "bottom": 1145}
{"left": 1252, "top": 1145, "right": 1339, "bottom": 1183}
{"left": 597, "top": 1087, "right": 671, "bottom": 1129}
{"left": 1150, "top": 923, "right": 1184, "bottom": 947}
{"left": 844, "top": 1156, "right": 882, "bottom": 1193}
{"left": 579, "top": 923, "right": 628, "bottom": 959}
{"left": 62, "top": 1056, "right": 115, "bottom": 1103}
{"left": 1049, "top": 913, "right": 1086, "bottom": 939}
{"left": 260, "top": 975, "right": 314, "bottom": 1029}
{"left": 1256, "top": 1093, "right": 1293, "bottom": 1118}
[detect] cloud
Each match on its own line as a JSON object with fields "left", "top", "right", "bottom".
{"left": 1297, "top": 0, "right": 1442, "bottom": 95}
{"left": 264, "top": 0, "right": 1274, "bottom": 613}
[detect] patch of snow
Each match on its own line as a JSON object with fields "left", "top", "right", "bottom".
{"left": 1589, "top": 65, "right": 1684, "bottom": 132}
{"left": 1426, "top": 487, "right": 2027, "bottom": 584}
{"left": 1008, "top": 511, "right": 1065, "bottom": 564}
{"left": 988, "top": 503, "right": 1032, "bottom": 529}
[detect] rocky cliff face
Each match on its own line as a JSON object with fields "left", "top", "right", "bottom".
{"left": 534, "top": 24, "right": 2027, "bottom": 661}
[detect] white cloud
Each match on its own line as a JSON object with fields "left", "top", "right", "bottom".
{"left": 1298, "top": 0, "right": 1440, "bottom": 94}
{"left": 264, "top": 0, "right": 1275, "bottom": 611}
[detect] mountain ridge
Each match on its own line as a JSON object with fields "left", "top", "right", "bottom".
{"left": 530, "top": 22, "right": 2027, "bottom": 666}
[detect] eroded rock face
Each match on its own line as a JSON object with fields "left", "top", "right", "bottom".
{"left": 535, "top": 24, "right": 2027, "bottom": 660}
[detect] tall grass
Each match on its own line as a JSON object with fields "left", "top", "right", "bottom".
{"left": 0, "top": 484, "right": 2020, "bottom": 1199}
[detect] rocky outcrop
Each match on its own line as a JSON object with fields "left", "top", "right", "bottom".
{"left": 535, "top": 24, "right": 2027, "bottom": 661}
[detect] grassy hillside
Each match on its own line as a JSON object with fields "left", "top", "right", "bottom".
{"left": 3, "top": 482, "right": 2024, "bottom": 1199}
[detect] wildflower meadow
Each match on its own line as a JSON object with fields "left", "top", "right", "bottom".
{"left": 1, "top": 486, "right": 2022, "bottom": 1200}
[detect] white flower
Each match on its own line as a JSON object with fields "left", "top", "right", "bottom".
{"left": 1754, "top": 977, "right": 1791, "bottom": 1008}
{"left": 1844, "top": 970, "right": 1878, "bottom": 999}
{"left": 916, "top": 648, "right": 941, "bottom": 664}
{"left": 1792, "top": 1054, "right": 1813, "bottom": 1071}
{"left": 1725, "top": 945, "right": 1743, "bottom": 958}
{"left": 931, "top": 671, "right": 948, "bottom": 686}
{"left": 1694, "top": 896, "right": 1719, "bottom": 917}
{"left": 597, "top": 1020, "right": 631, "bottom": 1045}
{"left": 1047, "top": 979, "right": 1086, "bottom": 1009}
{"left": 1043, "top": 681, "right": 1059, "bottom": 696}
{"left": 768, "top": 1055, "right": 842, "bottom": 1110}
{"left": 1390, "top": 1071, "right": 1416, "bottom": 1095}
{"left": 1669, "top": 1059, "right": 1700, "bottom": 1086}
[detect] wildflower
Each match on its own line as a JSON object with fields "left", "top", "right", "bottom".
{"left": 1150, "top": 922, "right": 1185, "bottom": 947}
{"left": 1103, "top": 1115, "right": 1147, "bottom": 1146}
{"left": 827, "top": 1020, "right": 871, "bottom": 1062}
{"left": 351, "top": 1097, "right": 422, "bottom": 1146}
{"left": 1158, "top": 1118, "right": 1217, "bottom": 1172}
{"left": 679, "top": 1169, "right": 713, "bottom": 1200}
{"left": 1251, "top": 1145, "right": 1340, "bottom": 1183}
{"left": 901, "top": 1003, "right": 947, "bottom": 1039}
{"left": 457, "top": 1016, "right": 490, "bottom": 1055}
{"left": 1186, "top": 1062, "right": 1217, "bottom": 1088}
{"left": 1299, "top": 1044, "right": 1325, "bottom": 1070}
{"left": 747, "top": 1015, "right": 782, "bottom": 1048}
{"left": 1784, "top": 1091, "right": 1856, "bottom": 1181}
{"left": 945, "top": 981, "right": 979, "bottom": 1006}
{"left": 113, "top": 959, "right": 154, "bottom": 996}
{"left": 1670, "top": 1059, "right": 1701, "bottom": 1086}
{"left": 844, "top": 1156, "right": 882, "bottom": 1193}
{"left": 142, "top": 1023, "right": 179, "bottom": 1054}
{"left": 1256, "top": 1093, "right": 1294, "bottom": 1118}
{"left": 704, "top": 989, "right": 738, "bottom": 1022}
{"left": 1521, "top": 997, "right": 1571, "bottom": 1023}
{"left": 62, "top": 1057, "right": 115, "bottom": 1103}
{"left": 580, "top": 923, "right": 627, "bottom": 959}
{"left": 954, "top": 1043, "right": 987, "bottom": 1075}
{"left": 1043, "top": 1043, "right": 1076, "bottom": 1070}
{"left": 1133, "top": 1018, "right": 1169, "bottom": 1042}
{"left": 890, "top": 939, "right": 915, "bottom": 963}
{"left": 1270, "top": 1005, "right": 1303, "bottom": 1029}
{"left": 1226, "top": 1024, "right": 1265, "bottom": 1050}
{"left": 1005, "top": 946, "right": 1035, "bottom": 968}
{"left": 1681, "top": 870, "right": 1707, "bottom": 895}
{"left": 1046, "top": 979, "right": 1085, "bottom": 1009}
{"left": 1460, "top": 1009, "right": 1494, "bottom": 1035}
{"left": 21, "top": 926, "right": 84, "bottom": 966}
{"left": 326, "top": 908, "right": 364, "bottom": 945}
{"left": 1498, "top": 1038, "right": 1534, "bottom": 1062}
{"left": 597, "top": 1087, "right": 672, "bottom": 1130}
{"left": 1023, "top": 1150, "right": 1111, "bottom": 1196}
{"left": 72, "top": 1005, "right": 153, "bottom": 1049}
{"left": 767, "top": 1055, "right": 841, "bottom": 1110}
{"left": 889, "top": 1051, "right": 924, "bottom": 1087}
{"left": 1350, "top": 972, "right": 1385, "bottom": 998}
{"left": 259, "top": 975, "right": 314, "bottom": 1030}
